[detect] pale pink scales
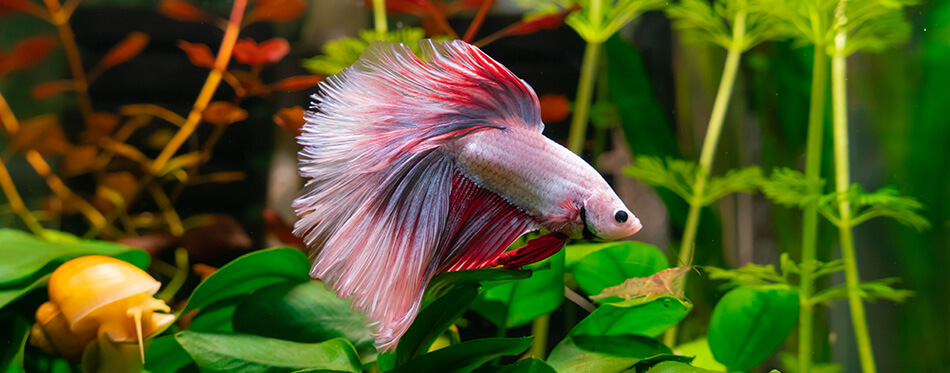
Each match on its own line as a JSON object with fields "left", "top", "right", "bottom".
{"left": 293, "top": 39, "right": 640, "bottom": 351}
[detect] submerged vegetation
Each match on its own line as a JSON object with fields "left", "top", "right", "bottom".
{"left": 0, "top": 0, "right": 945, "bottom": 372}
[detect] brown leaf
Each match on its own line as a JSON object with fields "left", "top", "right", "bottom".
{"left": 232, "top": 38, "right": 289, "bottom": 65}
{"left": 590, "top": 267, "right": 692, "bottom": 301}
{"left": 263, "top": 208, "right": 305, "bottom": 249}
{"left": 118, "top": 232, "right": 179, "bottom": 256}
{"left": 12, "top": 114, "right": 72, "bottom": 155}
{"left": 181, "top": 214, "right": 252, "bottom": 262}
{"left": 158, "top": 0, "right": 207, "bottom": 22}
{"left": 0, "top": 0, "right": 31, "bottom": 15}
{"left": 30, "top": 80, "right": 74, "bottom": 100}
{"left": 98, "top": 32, "right": 149, "bottom": 71}
{"left": 272, "top": 75, "right": 324, "bottom": 91}
{"left": 177, "top": 40, "right": 215, "bottom": 68}
{"left": 247, "top": 0, "right": 306, "bottom": 23}
{"left": 93, "top": 171, "right": 139, "bottom": 212}
{"left": 202, "top": 101, "right": 248, "bottom": 126}
{"left": 81, "top": 112, "right": 120, "bottom": 144}
{"left": 272, "top": 106, "right": 305, "bottom": 136}
{"left": 63, "top": 145, "right": 98, "bottom": 176}
{"left": 539, "top": 94, "right": 570, "bottom": 123}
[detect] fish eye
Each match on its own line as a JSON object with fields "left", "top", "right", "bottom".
{"left": 614, "top": 210, "right": 628, "bottom": 223}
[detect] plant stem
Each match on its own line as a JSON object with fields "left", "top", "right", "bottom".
{"left": 831, "top": 12, "right": 876, "bottom": 372}
{"left": 0, "top": 159, "right": 46, "bottom": 238}
{"left": 567, "top": 41, "right": 602, "bottom": 154}
{"left": 463, "top": 0, "right": 495, "bottom": 42}
{"left": 798, "top": 44, "right": 828, "bottom": 373}
{"left": 372, "top": 0, "right": 388, "bottom": 34}
{"left": 530, "top": 313, "right": 549, "bottom": 359}
{"left": 43, "top": 0, "right": 94, "bottom": 126}
{"left": 663, "top": 9, "right": 747, "bottom": 348}
{"left": 151, "top": 0, "right": 247, "bottom": 174}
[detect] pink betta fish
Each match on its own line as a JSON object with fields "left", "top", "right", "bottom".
{"left": 293, "top": 39, "right": 641, "bottom": 351}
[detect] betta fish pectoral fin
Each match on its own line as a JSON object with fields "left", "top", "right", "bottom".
{"left": 293, "top": 39, "right": 641, "bottom": 351}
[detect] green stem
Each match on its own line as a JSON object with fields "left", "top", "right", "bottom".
{"left": 663, "top": 9, "right": 747, "bottom": 348}
{"left": 798, "top": 44, "right": 828, "bottom": 373}
{"left": 567, "top": 41, "right": 603, "bottom": 154}
{"left": 372, "top": 0, "right": 388, "bottom": 34}
{"left": 530, "top": 314, "right": 550, "bottom": 359}
{"left": 831, "top": 22, "right": 876, "bottom": 373}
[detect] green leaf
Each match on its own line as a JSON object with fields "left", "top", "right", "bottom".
{"left": 0, "top": 228, "right": 144, "bottom": 287}
{"left": 144, "top": 336, "right": 194, "bottom": 373}
{"left": 181, "top": 247, "right": 311, "bottom": 314}
{"left": 704, "top": 262, "right": 786, "bottom": 290}
{"left": 547, "top": 334, "right": 672, "bottom": 372}
{"left": 187, "top": 296, "right": 240, "bottom": 332}
{"left": 836, "top": 0, "right": 915, "bottom": 55}
{"left": 472, "top": 269, "right": 563, "bottom": 329}
{"left": 571, "top": 296, "right": 691, "bottom": 338}
{"left": 646, "top": 360, "right": 721, "bottom": 373}
{"left": 175, "top": 332, "right": 361, "bottom": 373}
{"left": 626, "top": 156, "right": 696, "bottom": 203}
{"left": 475, "top": 358, "right": 557, "bottom": 373}
{"left": 566, "top": 0, "right": 667, "bottom": 43}
{"left": 674, "top": 338, "right": 726, "bottom": 372}
{"left": 389, "top": 337, "right": 532, "bottom": 373}
{"left": 666, "top": 0, "right": 782, "bottom": 50}
{"left": 702, "top": 166, "right": 764, "bottom": 205}
{"left": 232, "top": 281, "right": 374, "bottom": 352}
{"left": 708, "top": 285, "right": 799, "bottom": 371}
{"left": 422, "top": 268, "right": 531, "bottom": 308}
{"left": 810, "top": 277, "right": 914, "bottom": 305}
{"left": 393, "top": 285, "right": 479, "bottom": 367}
{"left": 0, "top": 315, "right": 29, "bottom": 373}
{"left": 816, "top": 184, "right": 930, "bottom": 230}
{"left": 571, "top": 241, "right": 668, "bottom": 296}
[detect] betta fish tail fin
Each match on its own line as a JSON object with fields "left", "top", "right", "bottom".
{"left": 293, "top": 40, "right": 545, "bottom": 350}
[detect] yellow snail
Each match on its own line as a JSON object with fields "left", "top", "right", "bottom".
{"left": 29, "top": 255, "right": 175, "bottom": 362}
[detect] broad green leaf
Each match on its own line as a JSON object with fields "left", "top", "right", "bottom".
{"left": 232, "top": 281, "right": 373, "bottom": 352}
{"left": 571, "top": 296, "right": 691, "bottom": 338}
{"left": 423, "top": 268, "right": 531, "bottom": 308}
{"left": 674, "top": 338, "right": 726, "bottom": 372}
{"left": 0, "top": 229, "right": 145, "bottom": 287}
{"left": 708, "top": 285, "right": 799, "bottom": 371}
{"left": 175, "top": 332, "right": 361, "bottom": 373}
{"left": 389, "top": 337, "right": 532, "bottom": 373}
{"left": 394, "top": 285, "right": 479, "bottom": 367}
{"left": 564, "top": 242, "right": 624, "bottom": 269}
{"left": 0, "top": 315, "right": 29, "bottom": 373}
{"left": 0, "top": 274, "right": 48, "bottom": 310}
{"left": 571, "top": 242, "right": 668, "bottom": 296}
{"left": 472, "top": 269, "right": 562, "bottom": 329}
{"left": 476, "top": 358, "right": 557, "bottom": 373}
{"left": 181, "top": 247, "right": 311, "bottom": 314}
{"left": 144, "top": 336, "right": 194, "bottom": 373}
{"left": 646, "top": 360, "right": 721, "bottom": 373}
{"left": 187, "top": 296, "right": 240, "bottom": 332}
{"left": 547, "top": 334, "right": 671, "bottom": 372}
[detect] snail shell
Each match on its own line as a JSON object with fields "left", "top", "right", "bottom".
{"left": 30, "top": 255, "right": 175, "bottom": 360}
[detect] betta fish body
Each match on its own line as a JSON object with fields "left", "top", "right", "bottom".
{"left": 294, "top": 39, "right": 641, "bottom": 350}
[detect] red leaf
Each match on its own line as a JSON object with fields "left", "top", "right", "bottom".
{"left": 263, "top": 208, "right": 305, "bottom": 248}
{"left": 0, "top": 0, "right": 30, "bottom": 15}
{"left": 539, "top": 94, "right": 571, "bottom": 123}
{"left": 202, "top": 101, "right": 248, "bottom": 126}
{"left": 178, "top": 40, "right": 215, "bottom": 68}
{"left": 30, "top": 80, "right": 74, "bottom": 100}
{"left": 272, "top": 75, "right": 324, "bottom": 91}
{"left": 232, "top": 38, "right": 289, "bottom": 65}
{"left": 99, "top": 32, "right": 149, "bottom": 70}
{"left": 247, "top": 0, "right": 306, "bottom": 23}
{"left": 158, "top": 0, "right": 206, "bottom": 22}
{"left": 272, "top": 106, "right": 305, "bottom": 136}
{"left": 9, "top": 36, "right": 57, "bottom": 71}
{"left": 503, "top": 5, "right": 578, "bottom": 36}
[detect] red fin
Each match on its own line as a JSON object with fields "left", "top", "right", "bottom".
{"left": 488, "top": 232, "right": 569, "bottom": 269}
{"left": 437, "top": 173, "right": 539, "bottom": 272}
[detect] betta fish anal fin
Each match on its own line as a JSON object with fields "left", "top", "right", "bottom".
{"left": 294, "top": 39, "right": 641, "bottom": 351}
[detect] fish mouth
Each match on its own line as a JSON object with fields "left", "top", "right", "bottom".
{"left": 579, "top": 207, "right": 596, "bottom": 240}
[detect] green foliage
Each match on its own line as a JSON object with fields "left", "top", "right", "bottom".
{"left": 626, "top": 156, "right": 763, "bottom": 206}
{"left": 673, "top": 338, "right": 726, "bottom": 372}
{"left": 471, "top": 268, "right": 563, "bottom": 329}
{"left": 834, "top": 0, "right": 916, "bottom": 55}
{"left": 388, "top": 337, "right": 533, "bottom": 373}
{"left": 547, "top": 334, "right": 681, "bottom": 372}
{"left": 174, "top": 332, "right": 362, "bottom": 372}
{"left": 423, "top": 268, "right": 531, "bottom": 308}
{"left": 646, "top": 360, "right": 721, "bottom": 373}
{"left": 389, "top": 286, "right": 479, "bottom": 368}
{"left": 513, "top": 0, "right": 666, "bottom": 43}
{"left": 571, "top": 296, "right": 692, "bottom": 338}
{"left": 811, "top": 277, "right": 914, "bottom": 305}
{"left": 764, "top": 169, "right": 930, "bottom": 230}
{"left": 708, "top": 285, "right": 799, "bottom": 372}
{"left": 302, "top": 28, "right": 452, "bottom": 76}
{"left": 571, "top": 241, "right": 668, "bottom": 296}
{"left": 666, "top": 0, "right": 781, "bottom": 50}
